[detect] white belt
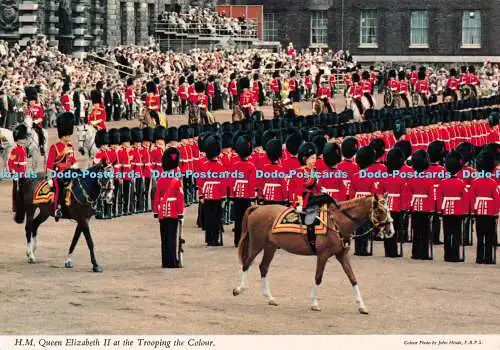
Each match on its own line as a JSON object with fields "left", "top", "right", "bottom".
{"left": 475, "top": 197, "right": 493, "bottom": 210}
{"left": 15, "top": 162, "right": 27, "bottom": 165}
{"left": 355, "top": 191, "right": 371, "bottom": 197}
{"left": 412, "top": 194, "right": 428, "bottom": 198}
{"left": 122, "top": 165, "right": 131, "bottom": 168}
{"left": 234, "top": 180, "right": 248, "bottom": 185}
{"left": 441, "top": 197, "right": 460, "bottom": 210}
{"left": 132, "top": 163, "right": 144, "bottom": 166}
{"left": 113, "top": 165, "right": 121, "bottom": 168}
{"left": 166, "top": 197, "right": 176, "bottom": 201}
{"left": 144, "top": 163, "right": 151, "bottom": 166}
{"left": 387, "top": 193, "right": 400, "bottom": 197}
{"left": 264, "top": 183, "right": 281, "bottom": 187}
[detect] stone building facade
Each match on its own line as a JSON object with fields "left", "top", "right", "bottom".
{"left": 222, "top": 0, "right": 500, "bottom": 62}
{"left": 0, "top": 0, "right": 217, "bottom": 56}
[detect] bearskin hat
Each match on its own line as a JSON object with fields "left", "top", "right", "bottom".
{"left": 146, "top": 81, "right": 156, "bottom": 94}
{"left": 131, "top": 127, "right": 143, "bottom": 144}
{"left": 142, "top": 127, "right": 154, "bottom": 142}
{"left": 221, "top": 121, "right": 232, "bottom": 134}
{"left": 323, "top": 142, "right": 342, "bottom": 168}
{"left": 427, "top": 140, "right": 446, "bottom": 163}
{"left": 13, "top": 124, "right": 27, "bottom": 141}
{"left": 265, "top": 139, "right": 282, "bottom": 163}
{"left": 412, "top": 149, "right": 430, "bottom": 172}
{"left": 234, "top": 134, "right": 253, "bottom": 159}
{"left": 312, "top": 135, "right": 326, "bottom": 157}
{"left": 261, "top": 119, "right": 272, "bottom": 131}
{"left": 126, "top": 77, "right": 134, "bottom": 86}
{"left": 253, "top": 73, "right": 259, "bottom": 81}
{"left": 187, "top": 75, "right": 195, "bottom": 85}
{"left": 262, "top": 130, "right": 279, "bottom": 147}
{"left": 445, "top": 151, "right": 462, "bottom": 175}
{"left": 96, "top": 81, "right": 104, "bottom": 90}
{"left": 355, "top": 146, "right": 375, "bottom": 170}
{"left": 95, "top": 130, "right": 109, "bottom": 148}
{"left": 460, "top": 65, "right": 467, "bottom": 74}
{"left": 167, "top": 127, "right": 178, "bottom": 142}
{"left": 468, "top": 65, "right": 475, "bottom": 74}
{"left": 91, "top": 90, "right": 102, "bottom": 105}
{"left": 352, "top": 73, "right": 360, "bottom": 83}
{"left": 62, "top": 83, "right": 70, "bottom": 93}
{"left": 305, "top": 69, "right": 311, "bottom": 76}
{"left": 119, "top": 127, "right": 131, "bottom": 144}
{"left": 341, "top": 137, "right": 359, "bottom": 158}
{"left": 204, "top": 134, "right": 221, "bottom": 159}
{"left": 208, "top": 75, "right": 215, "bottom": 83}
{"left": 162, "top": 147, "right": 180, "bottom": 171}
{"left": 297, "top": 142, "right": 317, "bottom": 166}
{"left": 388, "top": 69, "right": 396, "bottom": 79}
{"left": 398, "top": 70, "right": 406, "bottom": 80}
{"left": 239, "top": 76, "right": 250, "bottom": 90}
{"left": 489, "top": 111, "right": 499, "bottom": 127}
{"left": 178, "top": 125, "right": 189, "bottom": 141}
{"left": 230, "top": 72, "right": 236, "bottom": 80}
{"left": 154, "top": 126, "right": 166, "bottom": 142}
{"left": 290, "top": 70, "right": 296, "bottom": 78}
{"left": 386, "top": 148, "right": 404, "bottom": 172}
{"left": 109, "top": 128, "right": 120, "bottom": 145}
{"left": 56, "top": 112, "right": 75, "bottom": 138}
{"left": 482, "top": 142, "right": 500, "bottom": 161}
{"left": 361, "top": 70, "right": 370, "bottom": 80}
{"left": 456, "top": 142, "right": 475, "bottom": 164}
{"left": 254, "top": 131, "right": 263, "bottom": 147}
{"left": 222, "top": 132, "right": 233, "bottom": 149}
{"left": 478, "top": 149, "right": 497, "bottom": 173}
{"left": 394, "top": 140, "right": 412, "bottom": 159}
{"left": 450, "top": 68, "right": 457, "bottom": 77}
{"left": 25, "top": 86, "right": 38, "bottom": 102}
{"left": 179, "top": 76, "right": 185, "bottom": 85}
{"left": 369, "top": 138, "right": 386, "bottom": 160}
{"left": 153, "top": 77, "right": 160, "bottom": 85}
{"left": 285, "top": 131, "right": 303, "bottom": 156}
{"left": 418, "top": 69, "right": 426, "bottom": 80}
{"left": 195, "top": 81, "right": 205, "bottom": 93}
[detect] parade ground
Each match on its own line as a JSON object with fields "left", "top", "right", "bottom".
{"left": 0, "top": 101, "right": 499, "bottom": 335}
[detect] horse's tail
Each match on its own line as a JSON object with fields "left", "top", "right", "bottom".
{"left": 14, "top": 179, "right": 26, "bottom": 224}
{"left": 238, "top": 204, "right": 259, "bottom": 266}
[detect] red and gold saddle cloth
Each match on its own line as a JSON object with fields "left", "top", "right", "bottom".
{"left": 271, "top": 205, "right": 329, "bottom": 236}
{"left": 32, "top": 180, "right": 53, "bottom": 204}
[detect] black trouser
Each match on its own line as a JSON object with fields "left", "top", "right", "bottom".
{"left": 363, "top": 92, "right": 374, "bottom": 108}
{"left": 462, "top": 215, "right": 473, "bottom": 246}
{"left": 12, "top": 180, "right": 18, "bottom": 212}
{"left": 475, "top": 216, "right": 497, "bottom": 264}
{"left": 126, "top": 104, "right": 134, "bottom": 120}
{"left": 354, "top": 221, "right": 373, "bottom": 256}
{"left": 150, "top": 178, "right": 157, "bottom": 212}
{"left": 33, "top": 124, "right": 45, "bottom": 155}
{"left": 143, "top": 178, "right": 151, "bottom": 211}
{"left": 197, "top": 201, "right": 204, "bottom": 230}
{"left": 431, "top": 214, "right": 442, "bottom": 244}
{"left": 122, "top": 180, "right": 131, "bottom": 215}
{"left": 112, "top": 180, "right": 122, "bottom": 217}
{"left": 134, "top": 178, "right": 144, "bottom": 212}
{"left": 400, "top": 211, "right": 411, "bottom": 242}
{"left": 384, "top": 211, "right": 402, "bottom": 258}
{"left": 233, "top": 198, "right": 252, "bottom": 247}
{"left": 203, "top": 199, "right": 223, "bottom": 246}
{"left": 443, "top": 215, "right": 464, "bottom": 262}
{"left": 411, "top": 212, "right": 432, "bottom": 260}
{"left": 159, "top": 218, "right": 180, "bottom": 268}
{"left": 180, "top": 99, "right": 187, "bottom": 114}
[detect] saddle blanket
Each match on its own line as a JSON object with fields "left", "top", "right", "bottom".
{"left": 271, "top": 206, "right": 328, "bottom": 236}
{"left": 33, "top": 180, "right": 53, "bottom": 204}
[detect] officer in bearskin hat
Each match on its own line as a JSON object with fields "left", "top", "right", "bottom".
{"left": 46, "top": 112, "right": 78, "bottom": 221}
{"left": 24, "top": 86, "right": 46, "bottom": 155}
{"left": 130, "top": 127, "right": 144, "bottom": 213}
{"left": 238, "top": 76, "right": 255, "bottom": 120}
{"left": 260, "top": 139, "right": 286, "bottom": 205}
{"left": 427, "top": 140, "right": 446, "bottom": 244}
{"left": 94, "top": 129, "right": 111, "bottom": 219}
{"left": 88, "top": 90, "right": 107, "bottom": 131}
{"left": 118, "top": 127, "right": 133, "bottom": 216}
{"left": 125, "top": 77, "right": 136, "bottom": 120}
{"left": 141, "top": 126, "right": 154, "bottom": 212}
{"left": 9, "top": 124, "right": 28, "bottom": 213}
{"left": 154, "top": 147, "right": 185, "bottom": 268}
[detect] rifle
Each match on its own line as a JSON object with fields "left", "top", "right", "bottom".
{"left": 177, "top": 218, "right": 184, "bottom": 268}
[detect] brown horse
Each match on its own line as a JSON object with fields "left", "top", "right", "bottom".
{"left": 233, "top": 194, "right": 394, "bottom": 314}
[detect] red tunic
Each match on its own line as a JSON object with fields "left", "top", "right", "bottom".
{"left": 239, "top": 90, "right": 256, "bottom": 113}
{"left": 410, "top": 71, "right": 418, "bottom": 86}
{"left": 151, "top": 147, "right": 164, "bottom": 174}
{"left": 141, "top": 147, "right": 153, "bottom": 178}
{"left": 270, "top": 79, "right": 280, "bottom": 94}
{"left": 107, "top": 146, "right": 121, "bottom": 178}
{"left": 416, "top": 80, "right": 429, "bottom": 94}
{"left": 398, "top": 80, "right": 409, "bottom": 94}
{"left": 289, "top": 165, "right": 321, "bottom": 206}
{"left": 25, "top": 103, "right": 44, "bottom": 127}
{"left": 229, "top": 80, "right": 238, "bottom": 96}
{"left": 154, "top": 177, "right": 184, "bottom": 219}
{"left": 92, "top": 148, "right": 111, "bottom": 166}
{"left": 362, "top": 80, "right": 372, "bottom": 94}
{"left": 177, "top": 85, "right": 188, "bottom": 101}
{"left": 145, "top": 94, "right": 160, "bottom": 112}
{"left": 375, "top": 171, "right": 409, "bottom": 212}
{"left": 46, "top": 142, "right": 76, "bottom": 173}
{"left": 130, "top": 146, "right": 143, "bottom": 177}
{"left": 61, "top": 94, "right": 72, "bottom": 112}
{"left": 388, "top": 79, "right": 399, "bottom": 91}
{"left": 288, "top": 79, "right": 296, "bottom": 92}
{"left": 8, "top": 144, "right": 27, "bottom": 175}
{"left": 230, "top": 157, "right": 257, "bottom": 199}
{"left": 188, "top": 85, "right": 198, "bottom": 103}
{"left": 257, "top": 162, "right": 288, "bottom": 202}
{"left": 317, "top": 164, "right": 347, "bottom": 201}
{"left": 197, "top": 158, "right": 227, "bottom": 200}
{"left": 305, "top": 77, "right": 313, "bottom": 90}
{"left": 436, "top": 177, "right": 470, "bottom": 215}
{"left": 336, "top": 159, "right": 360, "bottom": 199}
{"left": 88, "top": 105, "right": 107, "bottom": 130}
{"left": 207, "top": 82, "right": 215, "bottom": 98}
{"left": 350, "top": 166, "right": 377, "bottom": 199}
{"left": 406, "top": 171, "right": 435, "bottom": 212}
{"left": 469, "top": 177, "right": 500, "bottom": 216}
{"left": 125, "top": 87, "right": 135, "bottom": 105}
{"left": 316, "top": 87, "right": 332, "bottom": 98}
{"left": 330, "top": 75, "right": 336, "bottom": 88}
{"left": 118, "top": 147, "right": 133, "bottom": 181}
{"left": 446, "top": 77, "right": 459, "bottom": 91}
{"left": 349, "top": 84, "right": 363, "bottom": 99}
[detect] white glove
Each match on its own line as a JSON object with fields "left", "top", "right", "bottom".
{"left": 47, "top": 178, "right": 53, "bottom": 188}
{"left": 296, "top": 205, "right": 303, "bottom": 213}
{"left": 71, "top": 163, "right": 78, "bottom": 169}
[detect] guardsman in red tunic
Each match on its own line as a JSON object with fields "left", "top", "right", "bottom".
{"left": 238, "top": 77, "right": 255, "bottom": 119}
{"left": 445, "top": 68, "right": 459, "bottom": 101}
{"left": 319, "top": 142, "right": 347, "bottom": 202}
{"left": 427, "top": 140, "right": 446, "bottom": 244}
{"left": 177, "top": 76, "right": 188, "bottom": 114}
{"left": 88, "top": 90, "right": 107, "bottom": 131}
{"left": 154, "top": 147, "right": 185, "bottom": 268}
{"left": 409, "top": 66, "right": 418, "bottom": 89}
{"left": 46, "top": 112, "right": 77, "bottom": 221}
{"left": 150, "top": 126, "right": 166, "bottom": 209}
{"left": 337, "top": 137, "right": 360, "bottom": 199}
{"left": 407, "top": 150, "right": 434, "bottom": 260}
{"left": 220, "top": 131, "right": 234, "bottom": 224}
{"left": 145, "top": 81, "right": 160, "bottom": 114}
{"left": 288, "top": 70, "right": 299, "bottom": 103}
{"left": 329, "top": 73, "right": 336, "bottom": 92}
{"left": 469, "top": 152, "right": 499, "bottom": 264}
{"left": 415, "top": 68, "right": 430, "bottom": 105}
{"left": 24, "top": 86, "right": 45, "bottom": 155}
{"left": 107, "top": 128, "right": 121, "bottom": 218}
{"left": 397, "top": 71, "right": 410, "bottom": 108}
{"left": 361, "top": 70, "right": 374, "bottom": 108}
{"left": 350, "top": 146, "right": 377, "bottom": 256}
{"left": 387, "top": 70, "right": 399, "bottom": 93}
{"left": 343, "top": 73, "right": 352, "bottom": 97}
{"left": 270, "top": 71, "right": 281, "bottom": 101}
{"left": 455, "top": 142, "right": 477, "bottom": 245}
{"left": 125, "top": 78, "right": 136, "bottom": 119}
{"left": 304, "top": 70, "right": 313, "bottom": 100}
{"left": 178, "top": 125, "right": 191, "bottom": 205}
{"left": 93, "top": 130, "right": 111, "bottom": 219}
{"left": 207, "top": 76, "right": 216, "bottom": 111}
{"left": 231, "top": 134, "right": 257, "bottom": 246}
{"left": 141, "top": 127, "right": 154, "bottom": 212}
{"left": 436, "top": 151, "right": 469, "bottom": 262}
{"left": 118, "top": 128, "right": 133, "bottom": 216}
{"left": 130, "top": 128, "right": 144, "bottom": 213}
{"left": 376, "top": 148, "right": 409, "bottom": 257}
{"left": 61, "top": 83, "right": 73, "bottom": 112}
{"left": 258, "top": 139, "right": 287, "bottom": 205}
{"left": 229, "top": 73, "right": 239, "bottom": 107}
{"left": 198, "top": 134, "right": 227, "bottom": 246}
{"left": 283, "top": 131, "right": 303, "bottom": 201}
{"left": 9, "top": 124, "right": 28, "bottom": 212}
{"left": 187, "top": 75, "right": 197, "bottom": 105}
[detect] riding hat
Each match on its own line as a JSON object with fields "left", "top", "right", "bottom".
{"left": 341, "top": 137, "right": 359, "bottom": 158}
{"left": 13, "top": 124, "right": 27, "bottom": 141}
{"left": 386, "top": 148, "right": 404, "bottom": 172}
{"left": 355, "top": 146, "right": 375, "bottom": 170}
{"left": 265, "top": 139, "right": 282, "bottom": 163}
{"left": 297, "top": 142, "right": 317, "bottom": 166}
{"left": 95, "top": 129, "right": 109, "bottom": 148}
{"left": 445, "top": 151, "right": 462, "bottom": 175}
{"left": 411, "top": 150, "right": 430, "bottom": 172}
{"left": 142, "top": 127, "right": 154, "bottom": 142}
{"left": 109, "top": 128, "right": 120, "bottom": 145}
{"left": 323, "top": 142, "right": 342, "bottom": 168}
{"left": 369, "top": 138, "right": 386, "bottom": 161}
{"left": 162, "top": 147, "right": 180, "bottom": 171}
{"left": 204, "top": 134, "right": 221, "bottom": 159}
{"left": 285, "top": 131, "right": 303, "bottom": 156}
{"left": 427, "top": 140, "right": 446, "bottom": 163}
{"left": 91, "top": 90, "right": 102, "bottom": 105}
{"left": 234, "top": 134, "right": 253, "bottom": 159}
{"left": 119, "top": 127, "right": 131, "bottom": 144}
{"left": 131, "top": 127, "right": 143, "bottom": 144}
{"left": 57, "top": 112, "right": 75, "bottom": 138}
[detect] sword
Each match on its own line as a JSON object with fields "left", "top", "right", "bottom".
{"left": 177, "top": 218, "right": 184, "bottom": 268}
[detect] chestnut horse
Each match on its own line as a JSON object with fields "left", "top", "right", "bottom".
{"left": 233, "top": 194, "right": 394, "bottom": 314}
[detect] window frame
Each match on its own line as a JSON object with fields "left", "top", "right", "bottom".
{"left": 263, "top": 12, "right": 278, "bottom": 42}
{"left": 461, "top": 10, "right": 481, "bottom": 49}
{"left": 409, "top": 10, "right": 429, "bottom": 48}
{"left": 359, "top": 9, "right": 378, "bottom": 48}
{"left": 310, "top": 10, "right": 328, "bottom": 48}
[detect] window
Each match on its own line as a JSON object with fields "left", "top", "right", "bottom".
{"left": 360, "top": 10, "right": 377, "bottom": 47}
{"left": 410, "top": 11, "right": 428, "bottom": 47}
{"left": 462, "top": 10, "right": 481, "bottom": 47}
{"left": 135, "top": 3, "right": 141, "bottom": 45}
{"left": 310, "top": 11, "right": 328, "bottom": 45}
{"left": 120, "top": 2, "right": 127, "bottom": 45}
{"left": 263, "top": 13, "right": 278, "bottom": 41}
{"left": 148, "top": 4, "right": 155, "bottom": 36}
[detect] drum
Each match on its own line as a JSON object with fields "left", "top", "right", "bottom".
{"left": 348, "top": 97, "right": 364, "bottom": 122}
{"left": 384, "top": 88, "right": 394, "bottom": 107}
{"left": 460, "top": 85, "right": 474, "bottom": 100}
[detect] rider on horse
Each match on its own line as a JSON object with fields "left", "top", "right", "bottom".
{"left": 24, "top": 86, "right": 46, "bottom": 156}
{"left": 47, "top": 112, "right": 78, "bottom": 221}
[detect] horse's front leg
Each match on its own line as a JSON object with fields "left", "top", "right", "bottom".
{"left": 25, "top": 209, "right": 36, "bottom": 263}
{"left": 65, "top": 224, "right": 82, "bottom": 268}
{"left": 336, "top": 249, "right": 368, "bottom": 314}
{"left": 310, "top": 251, "right": 332, "bottom": 311}
{"left": 81, "top": 223, "right": 103, "bottom": 272}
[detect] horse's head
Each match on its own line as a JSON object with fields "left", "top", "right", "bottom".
{"left": 370, "top": 194, "right": 395, "bottom": 239}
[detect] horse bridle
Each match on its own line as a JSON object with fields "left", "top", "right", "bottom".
{"left": 69, "top": 167, "right": 114, "bottom": 209}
